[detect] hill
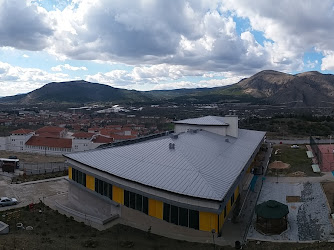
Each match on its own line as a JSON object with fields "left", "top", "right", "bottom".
{"left": 236, "top": 70, "right": 334, "bottom": 106}
{"left": 1, "top": 70, "right": 334, "bottom": 106}
{"left": 0, "top": 80, "right": 152, "bottom": 104}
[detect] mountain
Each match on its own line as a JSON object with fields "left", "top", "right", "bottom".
{"left": 0, "top": 80, "right": 152, "bottom": 104}
{"left": 236, "top": 70, "right": 334, "bottom": 106}
{"left": 1, "top": 71, "right": 334, "bottom": 106}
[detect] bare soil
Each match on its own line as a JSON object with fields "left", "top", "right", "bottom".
{"left": 2, "top": 203, "right": 334, "bottom": 249}
{"left": 0, "top": 202, "right": 221, "bottom": 250}
{"left": 0, "top": 150, "right": 65, "bottom": 163}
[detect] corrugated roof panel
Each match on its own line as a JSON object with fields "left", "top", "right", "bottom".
{"left": 66, "top": 128, "right": 265, "bottom": 201}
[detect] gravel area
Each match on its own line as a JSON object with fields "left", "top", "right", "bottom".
{"left": 247, "top": 180, "right": 334, "bottom": 242}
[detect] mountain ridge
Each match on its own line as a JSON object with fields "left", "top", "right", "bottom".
{"left": 1, "top": 70, "right": 334, "bottom": 106}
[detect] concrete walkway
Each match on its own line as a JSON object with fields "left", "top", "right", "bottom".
{"left": 0, "top": 175, "right": 68, "bottom": 212}
{"left": 218, "top": 143, "right": 273, "bottom": 246}
{"left": 265, "top": 172, "right": 334, "bottom": 183}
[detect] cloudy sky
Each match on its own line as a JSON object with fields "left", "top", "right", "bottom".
{"left": 1, "top": 0, "right": 334, "bottom": 96}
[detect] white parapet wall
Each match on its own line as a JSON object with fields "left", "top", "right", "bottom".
{"left": 0, "top": 221, "right": 9, "bottom": 235}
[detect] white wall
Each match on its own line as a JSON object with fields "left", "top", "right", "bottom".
{"left": 224, "top": 116, "right": 238, "bottom": 138}
{"left": 25, "top": 145, "right": 72, "bottom": 155}
{"left": 72, "top": 138, "right": 92, "bottom": 152}
{"left": 9, "top": 133, "right": 34, "bottom": 152}
{"left": 174, "top": 116, "right": 239, "bottom": 138}
{"left": 0, "top": 137, "right": 9, "bottom": 151}
{"left": 174, "top": 124, "right": 227, "bottom": 136}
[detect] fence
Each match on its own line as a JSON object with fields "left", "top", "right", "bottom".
{"left": 310, "top": 136, "right": 322, "bottom": 165}
{"left": 20, "top": 162, "right": 67, "bottom": 175}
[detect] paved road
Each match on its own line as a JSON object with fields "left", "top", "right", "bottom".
{"left": 0, "top": 175, "right": 68, "bottom": 212}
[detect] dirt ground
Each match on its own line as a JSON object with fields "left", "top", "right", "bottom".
{"left": 2, "top": 203, "right": 334, "bottom": 249}
{"left": 0, "top": 150, "right": 65, "bottom": 163}
{"left": 0, "top": 202, "right": 220, "bottom": 250}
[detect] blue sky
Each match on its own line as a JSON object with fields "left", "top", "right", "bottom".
{"left": 0, "top": 0, "right": 333, "bottom": 96}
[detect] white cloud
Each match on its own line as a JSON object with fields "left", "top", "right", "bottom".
{"left": 1, "top": 0, "right": 334, "bottom": 95}
{"left": 223, "top": 0, "right": 334, "bottom": 68}
{"left": 0, "top": 0, "right": 53, "bottom": 50}
{"left": 51, "top": 63, "right": 88, "bottom": 71}
{"left": 321, "top": 51, "right": 334, "bottom": 71}
{"left": 22, "top": 54, "right": 29, "bottom": 58}
{"left": 0, "top": 61, "right": 69, "bottom": 96}
{"left": 85, "top": 64, "right": 245, "bottom": 90}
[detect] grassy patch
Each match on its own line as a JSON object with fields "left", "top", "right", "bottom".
{"left": 269, "top": 144, "right": 319, "bottom": 176}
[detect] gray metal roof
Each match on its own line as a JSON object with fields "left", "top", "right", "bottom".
{"left": 65, "top": 129, "right": 265, "bottom": 201}
{"left": 173, "top": 116, "right": 229, "bottom": 126}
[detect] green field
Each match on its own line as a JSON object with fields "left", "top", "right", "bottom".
{"left": 269, "top": 144, "right": 319, "bottom": 176}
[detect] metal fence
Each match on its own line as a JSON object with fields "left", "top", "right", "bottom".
{"left": 20, "top": 162, "right": 67, "bottom": 175}
{"left": 310, "top": 136, "right": 321, "bottom": 165}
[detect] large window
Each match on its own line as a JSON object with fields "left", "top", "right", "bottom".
{"left": 163, "top": 203, "right": 199, "bottom": 230}
{"left": 72, "top": 168, "right": 86, "bottom": 187}
{"left": 124, "top": 190, "right": 148, "bottom": 214}
{"left": 95, "top": 178, "right": 112, "bottom": 200}
{"left": 231, "top": 193, "right": 235, "bottom": 206}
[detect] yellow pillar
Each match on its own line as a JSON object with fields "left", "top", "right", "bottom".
{"left": 68, "top": 166, "right": 72, "bottom": 179}
{"left": 112, "top": 186, "right": 124, "bottom": 204}
{"left": 234, "top": 185, "right": 239, "bottom": 200}
{"left": 199, "top": 211, "right": 218, "bottom": 232}
{"left": 86, "top": 175, "right": 95, "bottom": 191}
{"left": 148, "top": 199, "right": 163, "bottom": 219}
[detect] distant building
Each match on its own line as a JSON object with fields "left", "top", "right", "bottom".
{"left": 0, "top": 127, "right": 111, "bottom": 155}
{"left": 63, "top": 116, "right": 266, "bottom": 236}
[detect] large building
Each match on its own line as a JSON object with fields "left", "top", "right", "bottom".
{"left": 64, "top": 116, "right": 265, "bottom": 235}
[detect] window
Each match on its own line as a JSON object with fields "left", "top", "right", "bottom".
{"left": 189, "top": 209, "right": 199, "bottom": 230}
{"left": 124, "top": 190, "right": 130, "bottom": 207}
{"left": 224, "top": 206, "right": 227, "bottom": 218}
{"left": 123, "top": 190, "right": 148, "bottom": 214}
{"left": 163, "top": 203, "right": 199, "bottom": 230}
{"left": 179, "top": 207, "right": 188, "bottom": 227}
{"left": 143, "top": 196, "right": 148, "bottom": 215}
{"left": 163, "top": 203, "right": 170, "bottom": 222}
{"left": 129, "top": 192, "right": 135, "bottom": 209}
{"left": 72, "top": 168, "right": 86, "bottom": 187}
{"left": 231, "top": 193, "right": 235, "bottom": 206}
{"left": 171, "top": 205, "right": 179, "bottom": 225}
{"left": 135, "top": 194, "right": 142, "bottom": 212}
{"left": 95, "top": 178, "right": 112, "bottom": 200}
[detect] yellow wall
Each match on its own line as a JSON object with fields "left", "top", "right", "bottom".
{"left": 113, "top": 186, "right": 124, "bottom": 204}
{"left": 68, "top": 166, "right": 72, "bottom": 179}
{"left": 86, "top": 175, "right": 95, "bottom": 191}
{"left": 199, "top": 212, "right": 218, "bottom": 232}
{"left": 148, "top": 199, "right": 163, "bottom": 219}
{"left": 219, "top": 208, "right": 226, "bottom": 231}
{"left": 218, "top": 185, "right": 240, "bottom": 232}
{"left": 234, "top": 185, "right": 239, "bottom": 199}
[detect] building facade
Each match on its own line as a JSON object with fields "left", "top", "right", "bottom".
{"left": 64, "top": 116, "right": 266, "bottom": 235}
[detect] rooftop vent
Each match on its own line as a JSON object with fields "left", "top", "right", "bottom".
{"left": 170, "top": 134, "right": 178, "bottom": 139}
{"left": 169, "top": 143, "right": 175, "bottom": 149}
{"left": 225, "top": 138, "right": 230, "bottom": 143}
